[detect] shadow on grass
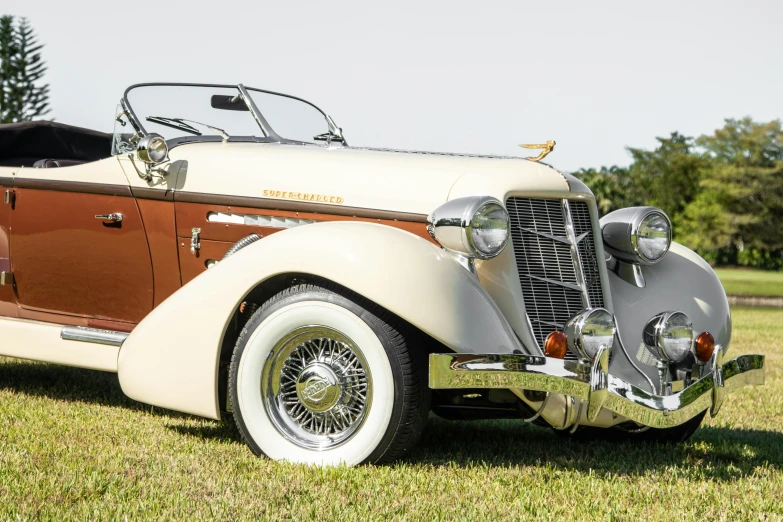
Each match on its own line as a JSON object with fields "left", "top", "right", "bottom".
{"left": 0, "top": 357, "right": 189, "bottom": 418}
{"left": 3, "top": 359, "right": 779, "bottom": 480}
{"left": 407, "top": 416, "right": 783, "bottom": 480}
{"left": 167, "top": 422, "right": 241, "bottom": 442}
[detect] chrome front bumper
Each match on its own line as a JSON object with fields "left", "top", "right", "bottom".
{"left": 428, "top": 350, "right": 765, "bottom": 429}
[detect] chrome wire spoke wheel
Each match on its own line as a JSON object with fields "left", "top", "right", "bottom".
{"left": 262, "top": 326, "right": 372, "bottom": 450}
{"left": 230, "top": 285, "right": 429, "bottom": 465}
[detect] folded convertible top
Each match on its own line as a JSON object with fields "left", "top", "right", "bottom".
{"left": 0, "top": 120, "right": 112, "bottom": 166}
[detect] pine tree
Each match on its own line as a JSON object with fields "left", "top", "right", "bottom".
{"left": 0, "top": 15, "right": 50, "bottom": 123}
{"left": 0, "top": 16, "right": 17, "bottom": 122}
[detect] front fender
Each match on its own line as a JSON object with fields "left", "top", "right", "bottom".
{"left": 610, "top": 242, "right": 732, "bottom": 388}
{"left": 118, "top": 222, "right": 524, "bottom": 419}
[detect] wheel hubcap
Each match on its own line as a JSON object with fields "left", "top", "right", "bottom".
{"left": 262, "top": 326, "right": 372, "bottom": 450}
{"left": 295, "top": 364, "right": 341, "bottom": 412}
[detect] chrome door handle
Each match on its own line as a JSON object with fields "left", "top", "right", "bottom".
{"left": 95, "top": 213, "right": 123, "bottom": 223}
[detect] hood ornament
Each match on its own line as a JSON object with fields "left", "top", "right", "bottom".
{"left": 520, "top": 140, "right": 556, "bottom": 162}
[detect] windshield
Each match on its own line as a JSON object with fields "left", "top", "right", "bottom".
{"left": 120, "top": 83, "right": 334, "bottom": 148}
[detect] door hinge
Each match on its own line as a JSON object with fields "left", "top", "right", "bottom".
{"left": 190, "top": 228, "right": 201, "bottom": 255}
{"left": 0, "top": 271, "right": 14, "bottom": 285}
{"left": 4, "top": 189, "right": 14, "bottom": 205}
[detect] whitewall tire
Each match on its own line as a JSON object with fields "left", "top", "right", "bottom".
{"left": 228, "top": 284, "right": 429, "bottom": 466}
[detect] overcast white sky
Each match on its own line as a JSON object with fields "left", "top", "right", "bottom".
{"left": 4, "top": 0, "right": 782, "bottom": 171}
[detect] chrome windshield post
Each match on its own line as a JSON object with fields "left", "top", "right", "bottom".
{"left": 325, "top": 114, "right": 348, "bottom": 146}
{"left": 237, "top": 83, "right": 281, "bottom": 141}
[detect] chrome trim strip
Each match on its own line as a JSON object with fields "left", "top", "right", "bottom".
{"left": 206, "top": 211, "right": 318, "bottom": 229}
{"left": 61, "top": 326, "right": 129, "bottom": 347}
{"left": 517, "top": 227, "right": 570, "bottom": 244}
{"left": 175, "top": 191, "right": 430, "bottom": 223}
{"left": 14, "top": 178, "right": 133, "bottom": 197}
{"left": 517, "top": 226, "right": 590, "bottom": 245}
{"left": 562, "top": 199, "right": 591, "bottom": 308}
{"left": 428, "top": 352, "right": 765, "bottom": 429}
{"left": 519, "top": 273, "right": 584, "bottom": 293}
{"left": 529, "top": 317, "right": 563, "bottom": 329}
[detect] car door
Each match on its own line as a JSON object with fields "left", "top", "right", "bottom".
{"left": 9, "top": 157, "right": 154, "bottom": 325}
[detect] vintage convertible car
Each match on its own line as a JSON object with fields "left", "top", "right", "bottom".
{"left": 0, "top": 83, "right": 765, "bottom": 465}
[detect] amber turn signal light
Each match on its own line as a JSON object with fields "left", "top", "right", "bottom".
{"left": 545, "top": 331, "right": 568, "bottom": 359}
{"left": 693, "top": 331, "right": 715, "bottom": 363}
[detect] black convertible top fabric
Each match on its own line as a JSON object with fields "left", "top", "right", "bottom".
{"left": 0, "top": 120, "right": 112, "bottom": 166}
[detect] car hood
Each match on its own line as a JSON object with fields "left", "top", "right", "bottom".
{"left": 170, "top": 142, "right": 580, "bottom": 216}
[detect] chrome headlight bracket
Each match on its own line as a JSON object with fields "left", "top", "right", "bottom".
{"left": 446, "top": 251, "right": 477, "bottom": 275}
{"left": 607, "top": 256, "right": 646, "bottom": 288}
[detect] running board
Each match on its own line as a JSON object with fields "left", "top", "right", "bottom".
{"left": 61, "top": 326, "right": 129, "bottom": 347}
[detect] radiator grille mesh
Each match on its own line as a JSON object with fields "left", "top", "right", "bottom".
{"left": 506, "top": 198, "right": 605, "bottom": 357}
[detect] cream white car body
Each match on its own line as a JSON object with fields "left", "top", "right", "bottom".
{"left": 0, "top": 83, "right": 763, "bottom": 458}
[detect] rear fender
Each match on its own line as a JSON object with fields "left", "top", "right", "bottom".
{"left": 117, "top": 222, "right": 524, "bottom": 419}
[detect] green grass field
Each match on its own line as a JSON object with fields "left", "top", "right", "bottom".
{"left": 715, "top": 267, "right": 783, "bottom": 297}
{"left": 1, "top": 307, "right": 781, "bottom": 521}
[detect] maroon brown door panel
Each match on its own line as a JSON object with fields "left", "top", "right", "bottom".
{"left": 136, "top": 198, "right": 182, "bottom": 306}
{"left": 178, "top": 239, "right": 233, "bottom": 285}
{"left": 11, "top": 188, "right": 153, "bottom": 323}
{"left": 0, "top": 178, "right": 17, "bottom": 317}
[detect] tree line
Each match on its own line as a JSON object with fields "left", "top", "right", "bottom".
{"left": 574, "top": 117, "right": 783, "bottom": 269}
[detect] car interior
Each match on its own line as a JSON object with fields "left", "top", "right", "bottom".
{"left": 0, "top": 120, "right": 111, "bottom": 168}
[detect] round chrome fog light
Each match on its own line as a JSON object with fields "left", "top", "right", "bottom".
{"left": 643, "top": 311, "right": 694, "bottom": 363}
{"left": 564, "top": 308, "right": 616, "bottom": 361}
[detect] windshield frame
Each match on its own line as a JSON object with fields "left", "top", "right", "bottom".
{"left": 121, "top": 82, "right": 335, "bottom": 148}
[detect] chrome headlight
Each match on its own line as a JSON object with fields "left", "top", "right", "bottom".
{"left": 428, "top": 197, "right": 509, "bottom": 259}
{"left": 137, "top": 133, "right": 169, "bottom": 164}
{"left": 564, "top": 308, "right": 616, "bottom": 361}
{"left": 600, "top": 207, "right": 672, "bottom": 265}
{"left": 643, "top": 311, "right": 694, "bottom": 363}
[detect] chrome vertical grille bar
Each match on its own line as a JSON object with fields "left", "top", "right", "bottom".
{"left": 562, "top": 199, "right": 591, "bottom": 308}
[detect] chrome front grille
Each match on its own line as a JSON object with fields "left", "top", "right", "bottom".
{"left": 506, "top": 198, "right": 605, "bottom": 357}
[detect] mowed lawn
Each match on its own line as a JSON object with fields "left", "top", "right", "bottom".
{"left": 715, "top": 267, "right": 783, "bottom": 297}
{"left": 1, "top": 307, "right": 781, "bottom": 521}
